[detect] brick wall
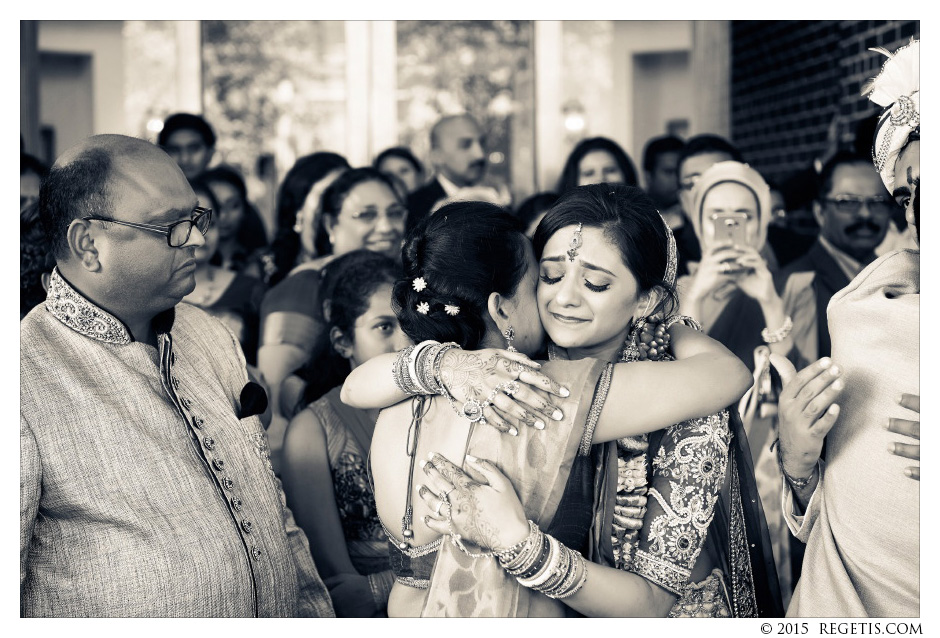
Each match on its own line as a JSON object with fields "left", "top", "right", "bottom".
{"left": 730, "top": 20, "right": 919, "bottom": 186}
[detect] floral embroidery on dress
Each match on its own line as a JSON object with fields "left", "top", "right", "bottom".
{"left": 634, "top": 410, "right": 731, "bottom": 595}
{"left": 668, "top": 568, "right": 732, "bottom": 617}
{"left": 332, "top": 451, "right": 383, "bottom": 542}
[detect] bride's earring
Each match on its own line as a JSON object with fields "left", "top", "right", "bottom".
{"left": 503, "top": 325, "right": 517, "bottom": 352}
{"left": 293, "top": 211, "right": 304, "bottom": 235}
{"left": 621, "top": 316, "right": 646, "bottom": 362}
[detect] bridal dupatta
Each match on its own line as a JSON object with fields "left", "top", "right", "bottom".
{"left": 419, "top": 357, "right": 607, "bottom": 617}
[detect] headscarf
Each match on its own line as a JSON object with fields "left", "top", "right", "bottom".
{"left": 689, "top": 161, "right": 773, "bottom": 253}
{"left": 863, "top": 38, "right": 919, "bottom": 193}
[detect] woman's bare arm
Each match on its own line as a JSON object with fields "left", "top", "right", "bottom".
{"left": 341, "top": 347, "right": 569, "bottom": 432}
{"left": 593, "top": 324, "right": 751, "bottom": 442}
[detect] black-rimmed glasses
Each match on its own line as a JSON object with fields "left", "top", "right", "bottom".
{"left": 82, "top": 207, "right": 213, "bottom": 247}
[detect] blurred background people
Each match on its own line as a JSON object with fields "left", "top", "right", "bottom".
{"left": 675, "top": 134, "right": 744, "bottom": 277}
{"left": 281, "top": 250, "right": 408, "bottom": 617}
{"left": 20, "top": 201, "right": 55, "bottom": 319}
{"left": 775, "top": 152, "right": 894, "bottom": 368}
{"left": 158, "top": 112, "right": 217, "bottom": 180}
{"left": 199, "top": 166, "right": 271, "bottom": 279}
{"left": 556, "top": 135, "right": 638, "bottom": 194}
{"left": 514, "top": 191, "right": 559, "bottom": 239}
{"left": 258, "top": 167, "right": 408, "bottom": 467}
{"left": 406, "top": 114, "right": 486, "bottom": 231}
{"left": 21, "top": 153, "right": 47, "bottom": 213}
{"left": 184, "top": 176, "right": 266, "bottom": 367}
{"left": 641, "top": 134, "right": 684, "bottom": 228}
{"left": 373, "top": 146, "right": 425, "bottom": 198}
{"left": 267, "top": 152, "right": 351, "bottom": 287}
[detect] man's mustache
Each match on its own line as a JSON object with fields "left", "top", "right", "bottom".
{"left": 845, "top": 219, "right": 882, "bottom": 235}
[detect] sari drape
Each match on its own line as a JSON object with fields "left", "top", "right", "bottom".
{"left": 419, "top": 358, "right": 607, "bottom": 617}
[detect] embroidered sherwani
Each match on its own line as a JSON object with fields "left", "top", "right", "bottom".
{"left": 20, "top": 269, "right": 335, "bottom": 618}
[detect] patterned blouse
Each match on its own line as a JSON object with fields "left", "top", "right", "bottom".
{"left": 305, "top": 388, "right": 386, "bottom": 574}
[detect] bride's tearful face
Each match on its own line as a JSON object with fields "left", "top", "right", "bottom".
{"left": 538, "top": 224, "right": 643, "bottom": 353}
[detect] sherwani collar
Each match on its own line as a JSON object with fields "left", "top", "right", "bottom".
{"left": 45, "top": 267, "right": 176, "bottom": 345}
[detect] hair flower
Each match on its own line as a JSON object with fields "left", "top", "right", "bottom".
{"left": 444, "top": 304, "right": 460, "bottom": 316}
{"left": 416, "top": 301, "right": 430, "bottom": 315}
{"left": 412, "top": 277, "right": 427, "bottom": 292}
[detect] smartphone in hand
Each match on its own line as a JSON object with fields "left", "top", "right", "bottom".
{"left": 710, "top": 212, "right": 749, "bottom": 247}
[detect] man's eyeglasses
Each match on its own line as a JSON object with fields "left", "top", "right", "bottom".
{"left": 823, "top": 196, "right": 896, "bottom": 217}
{"left": 82, "top": 207, "right": 213, "bottom": 247}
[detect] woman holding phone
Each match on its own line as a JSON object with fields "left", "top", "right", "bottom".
{"left": 677, "top": 161, "right": 792, "bottom": 369}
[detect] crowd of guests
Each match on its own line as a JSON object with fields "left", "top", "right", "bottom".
{"left": 20, "top": 38, "right": 919, "bottom": 619}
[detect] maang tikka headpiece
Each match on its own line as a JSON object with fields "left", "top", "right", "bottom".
{"left": 567, "top": 223, "right": 583, "bottom": 262}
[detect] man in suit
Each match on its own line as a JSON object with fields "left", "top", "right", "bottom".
{"left": 406, "top": 114, "right": 487, "bottom": 233}
{"left": 775, "top": 151, "right": 893, "bottom": 367}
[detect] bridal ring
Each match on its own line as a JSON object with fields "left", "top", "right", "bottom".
{"left": 501, "top": 381, "right": 520, "bottom": 396}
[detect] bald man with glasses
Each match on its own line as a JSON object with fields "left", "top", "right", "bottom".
{"left": 20, "top": 134, "right": 334, "bottom": 617}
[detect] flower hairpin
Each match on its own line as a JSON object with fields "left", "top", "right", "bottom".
{"left": 412, "top": 277, "right": 427, "bottom": 292}
{"left": 444, "top": 304, "right": 460, "bottom": 316}
{"left": 416, "top": 302, "right": 430, "bottom": 315}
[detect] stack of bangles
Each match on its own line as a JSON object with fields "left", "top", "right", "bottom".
{"left": 495, "top": 520, "right": 588, "bottom": 599}
{"left": 392, "top": 340, "right": 460, "bottom": 397}
{"left": 392, "top": 340, "right": 522, "bottom": 424}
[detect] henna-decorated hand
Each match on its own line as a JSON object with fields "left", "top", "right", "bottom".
{"left": 888, "top": 393, "right": 919, "bottom": 480}
{"left": 417, "top": 452, "right": 529, "bottom": 552}
{"left": 438, "top": 348, "right": 570, "bottom": 436}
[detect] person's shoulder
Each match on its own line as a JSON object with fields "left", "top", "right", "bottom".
{"left": 779, "top": 247, "right": 817, "bottom": 279}
{"left": 20, "top": 304, "right": 73, "bottom": 352}
{"left": 176, "top": 303, "right": 242, "bottom": 348}
{"left": 260, "top": 268, "right": 322, "bottom": 315}
{"left": 408, "top": 179, "right": 445, "bottom": 207}
{"left": 831, "top": 249, "right": 919, "bottom": 307}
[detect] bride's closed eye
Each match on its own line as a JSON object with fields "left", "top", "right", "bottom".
{"left": 584, "top": 279, "right": 610, "bottom": 292}
{"left": 539, "top": 273, "right": 562, "bottom": 285}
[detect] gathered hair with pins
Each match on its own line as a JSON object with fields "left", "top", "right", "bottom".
{"left": 394, "top": 201, "right": 529, "bottom": 350}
